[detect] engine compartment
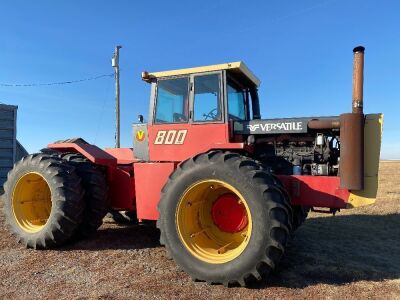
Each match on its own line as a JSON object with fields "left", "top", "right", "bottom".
{"left": 254, "top": 131, "right": 340, "bottom": 176}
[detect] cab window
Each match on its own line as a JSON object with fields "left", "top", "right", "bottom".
{"left": 154, "top": 77, "right": 189, "bottom": 123}
{"left": 193, "top": 74, "right": 222, "bottom": 122}
{"left": 227, "top": 81, "right": 246, "bottom": 120}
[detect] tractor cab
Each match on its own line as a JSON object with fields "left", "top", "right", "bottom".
{"left": 142, "top": 62, "right": 261, "bottom": 123}
{"left": 135, "top": 62, "right": 261, "bottom": 161}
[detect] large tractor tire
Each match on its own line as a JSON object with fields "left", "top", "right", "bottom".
{"left": 267, "top": 172, "right": 307, "bottom": 232}
{"left": 157, "top": 151, "right": 292, "bottom": 287}
{"left": 57, "top": 153, "right": 109, "bottom": 238}
{"left": 2, "top": 153, "right": 85, "bottom": 248}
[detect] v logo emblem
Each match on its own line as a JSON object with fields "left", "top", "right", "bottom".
{"left": 136, "top": 130, "right": 145, "bottom": 142}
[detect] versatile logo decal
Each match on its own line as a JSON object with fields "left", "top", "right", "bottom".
{"left": 135, "top": 130, "right": 145, "bottom": 142}
{"left": 154, "top": 129, "right": 187, "bottom": 145}
{"left": 247, "top": 122, "right": 303, "bottom": 132}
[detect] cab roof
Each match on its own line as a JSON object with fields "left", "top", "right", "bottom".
{"left": 143, "top": 61, "right": 260, "bottom": 87}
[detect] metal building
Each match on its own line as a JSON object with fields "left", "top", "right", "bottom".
{"left": 0, "top": 104, "right": 28, "bottom": 189}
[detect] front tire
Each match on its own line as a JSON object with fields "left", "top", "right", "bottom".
{"left": 157, "top": 151, "right": 292, "bottom": 286}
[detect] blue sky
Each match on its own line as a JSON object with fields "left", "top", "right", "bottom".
{"left": 0, "top": 0, "right": 398, "bottom": 158}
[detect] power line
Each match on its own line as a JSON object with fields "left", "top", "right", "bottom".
{"left": 0, "top": 72, "right": 114, "bottom": 87}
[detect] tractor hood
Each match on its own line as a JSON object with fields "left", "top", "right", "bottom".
{"left": 234, "top": 116, "right": 338, "bottom": 135}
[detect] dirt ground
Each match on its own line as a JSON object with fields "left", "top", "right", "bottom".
{"left": 0, "top": 161, "right": 399, "bottom": 300}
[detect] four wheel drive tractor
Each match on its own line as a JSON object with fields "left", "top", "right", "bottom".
{"left": 2, "top": 46, "right": 383, "bottom": 287}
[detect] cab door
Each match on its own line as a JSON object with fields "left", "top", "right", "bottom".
{"left": 148, "top": 71, "right": 233, "bottom": 162}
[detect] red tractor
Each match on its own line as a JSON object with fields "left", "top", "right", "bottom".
{"left": 2, "top": 46, "right": 382, "bottom": 287}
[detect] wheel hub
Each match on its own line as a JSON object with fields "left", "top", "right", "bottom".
{"left": 211, "top": 194, "right": 248, "bottom": 233}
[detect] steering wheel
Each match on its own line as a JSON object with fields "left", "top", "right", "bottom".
{"left": 203, "top": 108, "right": 218, "bottom": 120}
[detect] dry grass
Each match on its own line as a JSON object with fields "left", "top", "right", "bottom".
{"left": 0, "top": 162, "right": 399, "bottom": 299}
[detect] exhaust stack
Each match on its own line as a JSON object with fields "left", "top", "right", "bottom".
{"left": 352, "top": 46, "right": 365, "bottom": 114}
{"left": 340, "top": 46, "right": 365, "bottom": 190}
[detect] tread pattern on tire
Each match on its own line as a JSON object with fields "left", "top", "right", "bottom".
{"left": 157, "top": 150, "right": 292, "bottom": 287}
{"left": 57, "top": 152, "right": 108, "bottom": 238}
{"left": 253, "top": 161, "right": 308, "bottom": 232}
{"left": 3, "top": 153, "right": 85, "bottom": 249}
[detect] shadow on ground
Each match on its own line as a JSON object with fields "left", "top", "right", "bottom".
{"left": 61, "top": 213, "right": 400, "bottom": 288}
{"left": 265, "top": 213, "right": 400, "bottom": 288}
{"left": 61, "top": 222, "right": 161, "bottom": 251}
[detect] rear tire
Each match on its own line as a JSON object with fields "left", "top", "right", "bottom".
{"left": 58, "top": 153, "right": 108, "bottom": 238}
{"left": 157, "top": 151, "right": 292, "bottom": 287}
{"left": 2, "top": 153, "right": 85, "bottom": 248}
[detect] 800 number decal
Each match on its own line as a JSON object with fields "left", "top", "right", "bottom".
{"left": 154, "top": 129, "right": 187, "bottom": 145}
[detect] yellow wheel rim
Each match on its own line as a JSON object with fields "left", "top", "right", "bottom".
{"left": 176, "top": 180, "right": 252, "bottom": 264}
{"left": 12, "top": 172, "right": 52, "bottom": 233}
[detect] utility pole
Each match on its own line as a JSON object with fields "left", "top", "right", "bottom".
{"left": 112, "top": 45, "right": 122, "bottom": 148}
